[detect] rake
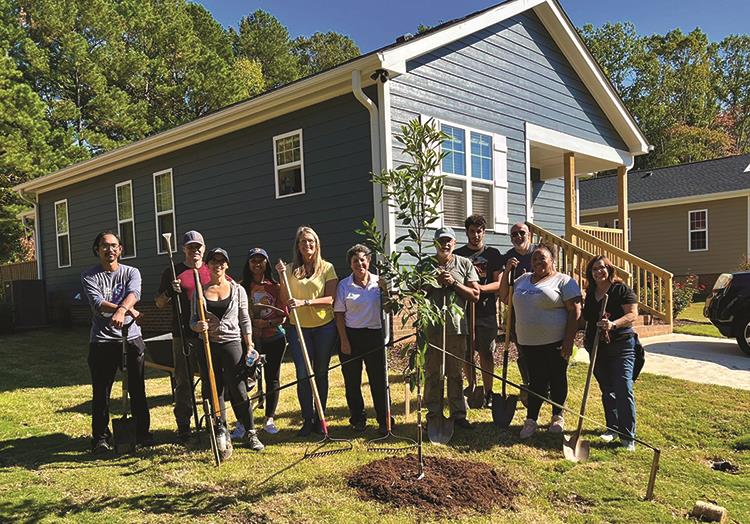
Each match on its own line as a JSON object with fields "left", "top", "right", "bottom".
{"left": 367, "top": 292, "right": 418, "bottom": 454}
{"left": 279, "top": 261, "right": 353, "bottom": 459}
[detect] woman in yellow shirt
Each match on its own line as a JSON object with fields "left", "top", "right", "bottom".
{"left": 276, "top": 226, "right": 338, "bottom": 436}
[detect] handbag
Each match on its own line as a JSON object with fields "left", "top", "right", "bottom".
{"left": 632, "top": 333, "right": 645, "bottom": 381}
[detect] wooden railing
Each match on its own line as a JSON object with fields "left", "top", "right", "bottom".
{"left": 571, "top": 226, "right": 673, "bottom": 326}
{"left": 577, "top": 225, "right": 625, "bottom": 251}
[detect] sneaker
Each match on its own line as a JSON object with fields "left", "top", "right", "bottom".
{"left": 519, "top": 418, "right": 538, "bottom": 439}
{"left": 621, "top": 439, "right": 636, "bottom": 452}
{"left": 298, "top": 419, "right": 314, "bottom": 437}
{"left": 600, "top": 430, "right": 617, "bottom": 443}
{"left": 351, "top": 419, "right": 366, "bottom": 433}
{"left": 244, "top": 429, "right": 265, "bottom": 451}
{"left": 484, "top": 394, "right": 493, "bottom": 409}
{"left": 177, "top": 424, "right": 192, "bottom": 443}
{"left": 137, "top": 433, "right": 156, "bottom": 448}
{"left": 548, "top": 415, "right": 564, "bottom": 434}
{"left": 231, "top": 421, "right": 246, "bottom": 441}
{"left": 453, "top": 417, "right": 474, "bottom": 430}
{"left": 263, "top": 418, "right": 279, "bottom": 435}
{"left": 92, "top": 438, "right": 112, "bottom": 454}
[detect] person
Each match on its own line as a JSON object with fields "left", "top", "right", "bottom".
{"left": 334, "top": 244, "right": 388, "bottom": 434}
{"left": 500, "top": 243, "right": 581, "bottom": 439}
{"left": 582, "top": 255, "right": 639, "bottom": 451}
{"left": 275, "top": 226, "right": 338, "bottom": 436}
{"left": 423, "top": 226, "right": 480, "bottom": 430}
{"left": 501, "top": 222, "right": 539, "bottom": 394}
{"left": 81, "top": 231, "right": 152, "bottom": 453}
{"left": 454, "top": 214, "right": 503, "bottom": 408}
{"left": 238, "top": 247, "right": 287, "bottom": 437}
{"left": 155, "top": 230, "right": 209, "bottom": 442}
{"left": 190, "top": 248, "right": 264, "bottom": 451}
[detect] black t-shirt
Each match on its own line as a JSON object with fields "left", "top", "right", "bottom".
{"left": 454, "top": 244, "right": 503, "bottom": 327}
{"left": 158, "top": 262, "right": 212, "bottom": 337}
{"left": 501, "top": 244, "right": 538, "bottom": 281}
{"left": 583, "top": 282, "right": 638, "bottom": 348}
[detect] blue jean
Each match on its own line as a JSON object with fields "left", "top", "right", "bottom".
{"left": 286, "top": 320, "right": 337, "bottom": 420}
{"left": 593, "top": 336, "right": 637, "bottom": 441}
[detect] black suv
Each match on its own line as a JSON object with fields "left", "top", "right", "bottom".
{"left": 704, "top": 271, "right": 750, "bottom": 356}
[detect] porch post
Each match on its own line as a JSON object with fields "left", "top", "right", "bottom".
{"left": 617, "top": 165, "right": 629, "bottom": 252}
{"left": 564, "top": 152, "right": 576, "bottom": 243}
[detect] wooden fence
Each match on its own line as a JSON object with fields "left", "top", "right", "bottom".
{"left": 0, "top": 260, "right": 37, "bottom": 285}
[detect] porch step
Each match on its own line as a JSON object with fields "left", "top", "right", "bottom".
{"left": 634, "top": 323, "right": 672, "bottom": 338}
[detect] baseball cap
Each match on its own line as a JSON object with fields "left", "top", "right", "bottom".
{"left": 434, "top": 226, "right": 456, "bottom": 241}
{"left": 205, "top": 247, "right": 230, "bottom": 264}
{"left": 182, "top": 230, "right": 205, "bottom": 247}
{"left": 247, "top": 247, "right": 269, "bottom": 261}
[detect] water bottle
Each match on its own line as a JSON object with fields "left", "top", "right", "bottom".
{"left": 216, "top": 425, "right": 227, "bottom": 452}
{"left": 246, "top": 350, "right": 258, "bottom": 368}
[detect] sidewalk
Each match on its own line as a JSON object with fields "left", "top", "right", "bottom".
{"left": 573, "top": 334, "right": 750, "bottom": 391}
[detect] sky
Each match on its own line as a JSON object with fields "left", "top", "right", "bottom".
{"left": 195, "top": 0, "right": 749, "bottom": 53}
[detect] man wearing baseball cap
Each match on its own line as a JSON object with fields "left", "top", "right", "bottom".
{"left": 423, "top": 226, "right": 480, "bottom": 430}
{"left": 155, "top": 230, "right": 211, "bottom": 442}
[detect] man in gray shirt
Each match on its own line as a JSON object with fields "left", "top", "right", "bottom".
{"left": 81, "top": 231, "right": 152, "bottom": 453}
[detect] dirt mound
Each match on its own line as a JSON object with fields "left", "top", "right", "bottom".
{"left": 347, "top": 455, "right": 519, "bottom": 515}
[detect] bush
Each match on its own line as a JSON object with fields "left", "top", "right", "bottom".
{"left": 673, "top": 274, "right": 704, "bottom": 317}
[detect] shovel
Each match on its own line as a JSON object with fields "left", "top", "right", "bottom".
{"left": 492, "top": 272, "right": 519, "bottom": 428}
{"left": 113, "top": 321, "right": 137, "bottom": 454}
{"left": 427, "top": 293, "right": 454, "bottom": 445}
{"left": 465, "top": 303, "right": 486, "bottom": 410}
{"left": 563, "top": 295, "right": 609, "bottom": 463}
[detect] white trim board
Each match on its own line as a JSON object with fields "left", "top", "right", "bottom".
{"left": 526, "top": 123, "right": 633, "bottom": 167}
{"left": 581, "top": 189, "right": 750, "bottom": 215}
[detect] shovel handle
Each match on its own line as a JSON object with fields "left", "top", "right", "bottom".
{"left": 194, "top": 270, "right": 222, "bottom": 418}
{"left": 501, "top": 272, "right": 515, "bottom": 398}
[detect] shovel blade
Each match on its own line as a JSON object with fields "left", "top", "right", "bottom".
{"left": 112, "top": 415, "right": 136, "bottom": 454}
{"left": 427, "top": 416, "right": 454, "bottom": 445}
{"left": 563, "top": 434, "right": 590, "bottom": 463}
{"left": 491, "top": 393, "right": 519, "bottom": 429}
{"left": 467, "top": 386, "right": 485, "bottom": 409}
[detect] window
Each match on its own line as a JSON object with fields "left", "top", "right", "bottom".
{"left": 274, "top": 130, "right": 304, "bottom": 198}
{"left": 438, "top": 120, "right": 506, "bottom": 230}
{"left": 153, "top": 169, "right": 176, "bottom": 253}
{"left": 115, "top": 181, "right": 136, "bottom": 258}
{"left": 54, "top": 199, "right": 71, "bottom": 268}
{"left": 688, "top": 209, "right": 708, "bottom": 251}
{"left": 613, "top": 217, "right": 632, "bottom": 242}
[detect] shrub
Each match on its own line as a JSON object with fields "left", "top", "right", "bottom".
{"left": 673, "top": 274, "right": 704, "bottom": 317}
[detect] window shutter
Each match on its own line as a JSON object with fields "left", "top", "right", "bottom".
{"left": 443, "top": 178, "right": 466, "bottom": 228}
{"left": 493, "top": 133, "right": 509, "bottom": 232}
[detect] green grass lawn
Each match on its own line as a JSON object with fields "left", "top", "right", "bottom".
{"left": 1, "top": 328, "right": 749, "bottom": 523}
{"left": 674, "top": 302, "right": 723, "bottom": 338}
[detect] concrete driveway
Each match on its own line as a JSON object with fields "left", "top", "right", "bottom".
{"left": 573, "top": 334, "right": 750, "bottom": 390}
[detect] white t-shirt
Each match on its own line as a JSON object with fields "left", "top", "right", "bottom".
{"left": 513, "top": 272, "right": 581, "bottom": 346}
{"left": 334, "top": 273, "right": 382, "bottom": 329}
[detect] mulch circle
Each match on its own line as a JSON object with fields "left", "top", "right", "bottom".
{"left": 347, "top": 455, "right": 520, "bottom": 515}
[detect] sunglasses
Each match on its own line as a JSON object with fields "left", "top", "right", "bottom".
{"left": 511, "top": 231, "right": 527, "bottom": 238}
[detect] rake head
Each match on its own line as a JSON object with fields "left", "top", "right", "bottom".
{"left": 366, "top": 431, "right": 419, "bottom": 454}
{"left": 303, "top": 435, "right": 354, "bottom": 459}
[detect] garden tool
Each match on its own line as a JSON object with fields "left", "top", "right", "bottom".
{"left": 194, "top": 269, "right": 231, "bottom": 466}
{"left": 427, "top": 292, "right": 454, "bottom": 445}
{"left": 563, "top": 295, "right": 609, "bottom": 463}
{"left": 465, "top": 302, "right": 486, "bottom": 409}
{"left": 161, "top": 232, "right": 201, "bottom": 431}
{"left": 113, "top": 319, "right": 137, "bottom": 454}
{"left": 368, "top": 289, "right": 418, "bottom": 453}
{"left": 279, "top": 261, "right": 353, "bottom": 459}
{"left": 492, "top": 271, "right": 518, "bottom": 428}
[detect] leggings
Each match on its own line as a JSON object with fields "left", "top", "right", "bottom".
{"left": 197, "top": 339, "right": 254, "bottom": 430}
{"left": 258, "top": 334, "right": 286, "bottom": 419}
{"left": 520, "top": 341, "right": 569, "bottom": 421}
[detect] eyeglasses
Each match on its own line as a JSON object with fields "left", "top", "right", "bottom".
{"left": 185, "top": 244, "right": 203, "bottom": 251}
{"left": 511, "top": 231, "right": 527, "bottom": 238}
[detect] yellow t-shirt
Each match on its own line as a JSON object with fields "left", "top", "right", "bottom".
{"left": 286, "top": 260, "right": 337, "bottom": 327}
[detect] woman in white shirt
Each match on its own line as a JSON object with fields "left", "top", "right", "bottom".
{"left": 334, "top": 244, "right": 388, "bottom": 435}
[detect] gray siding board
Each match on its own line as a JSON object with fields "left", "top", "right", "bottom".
{"left": 39, "top": 91, "right": 375, "bottom": 302}
{"left": 531, "top": 178, "right": 565, "bottom": 236}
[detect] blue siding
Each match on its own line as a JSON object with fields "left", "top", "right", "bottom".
{"left": 38, "top": 91, "right": 375, "bottom": 301}
{"left": 389, "top": 10, "right": 626, "bottom": 251}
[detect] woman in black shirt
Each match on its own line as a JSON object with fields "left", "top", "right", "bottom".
{"left": 582, "top": 255, "right": 639, "bottom": 451}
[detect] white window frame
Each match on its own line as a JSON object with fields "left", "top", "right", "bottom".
{"left": 581, "top": 220, "right": 599, "bottom": 227}
{"left": 54, "top": 199, "right": 71, "bottom": 268}
{"left": 153, "top": 169, "right": 176, "bottom": 254}
{"left": 273, "top": 129, "right": 305, "bottom": 199}
{"left": 688, "top": 209, "right": 708, "bottom": 252}
{"left": 115, "top": 180, "right": 137, "bottom": 259}
{"left": 612, "top": 217, "right": 632, "bottom": 242}
{"left": 425, "top": 116, "right": 508, "bottom": 232}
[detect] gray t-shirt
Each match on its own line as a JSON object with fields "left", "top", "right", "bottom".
{"left": 513, "top": 272, "right": 581, "bottom": 346}
{"left": 81, "top": 264, "right": 142, "bottom": 343}
{"left": 423, "top": 254, "right": 479, "bottom": 336}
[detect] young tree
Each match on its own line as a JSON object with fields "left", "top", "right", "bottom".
{"left": 716, "top": 35, "right": 750, "bottom": 153}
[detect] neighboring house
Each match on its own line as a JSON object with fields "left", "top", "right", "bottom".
{"left": 579, "top": 154, "right": 750, "bottom": 288}
{"left": 15, "top": 0, "right": 658, "bottom": 331}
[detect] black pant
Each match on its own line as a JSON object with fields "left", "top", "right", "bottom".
{"left": 259, "top": 335, "right": 286, "bottom": 419}
{"left": 339, "top": 327, "right": 387, "bottom": 426}
{"left": 88, "top": 339, "right": 150, "bottom": 442}
{"left": 197, "top": 339, "right": 254, "bottom": 430}
{"left": 521, "top": 341, "right": 569, "bottom": 421}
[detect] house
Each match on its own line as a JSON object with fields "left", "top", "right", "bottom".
{"left": 15, "top": 0, "right": 672, "bottom": 332}
{"left": 579, "top": 154, "right": 750, "bottom": 289}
